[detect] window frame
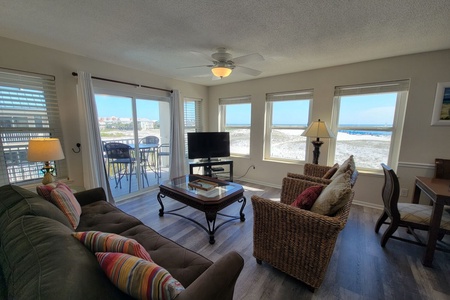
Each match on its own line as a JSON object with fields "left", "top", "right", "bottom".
{"left": 0, "top": 68, "right": 65, "bottom": 185}
{"left": 264, "top": 90, "right": 313, "bottom": 163}
{"left": 184, "top": 97, "right": 203, "bottom": 156}
{"left": 219, "top": 95, "right": 252, "bottom": 157}
{"left": 329, "top": 80, "right": 410, "bottom": 172}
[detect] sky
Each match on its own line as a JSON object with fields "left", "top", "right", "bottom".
{"left": 95, "top": 92, "right": 397, "bottom": 125}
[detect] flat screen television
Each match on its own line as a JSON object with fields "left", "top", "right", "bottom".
{"left": 187, "top": 132, "right": 230, "bottom": 161}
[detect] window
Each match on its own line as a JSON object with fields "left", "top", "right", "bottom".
{"left": 95, "top": 89, "right": 171, "bottom": 197}
{"left": 219, "top": 96, "right": 251, "bottom": 156}
{"left": 0, "top": 68, "right": 65, "bottom": 185}
{"left": 184, "top": 97, "right": 203, "bottom": 155}
{"left": 264, "top": 90, "right": 312, "bottom": 161}
{"left": 331, "top": 80, "right": 409, "bottom": 171}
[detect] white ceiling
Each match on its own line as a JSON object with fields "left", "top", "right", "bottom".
{"left": 1, "top": 0, "right": 449, "bottom": 86}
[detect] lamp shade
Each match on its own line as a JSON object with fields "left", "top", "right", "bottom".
{"left": 27, "top": 138, "right": 65, "bottom": 162}
{"left": 301, "top": 119, "right": 335, "bottom": 138}
{"left": 211, "top": 67, "right": 232, "bottom": 78}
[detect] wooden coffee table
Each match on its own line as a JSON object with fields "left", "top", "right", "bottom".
{"left": 157, "top": 175, "right": 246, "bottom": 244}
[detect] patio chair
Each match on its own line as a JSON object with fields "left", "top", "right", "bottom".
{"left": 104, "top": 142, "right": 149, "bottom": 192}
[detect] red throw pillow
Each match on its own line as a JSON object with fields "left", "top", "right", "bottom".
{"left": 322, "top": 163, "right": 339, "bottom": 179}
{"left": 291, "top": 185, "right": 324, "bottom": 210}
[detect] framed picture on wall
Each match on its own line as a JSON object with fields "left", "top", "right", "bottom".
{"left": 431, "top": 82, "right": 450, "bottom": 126}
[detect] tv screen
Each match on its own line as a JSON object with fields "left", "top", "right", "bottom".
{"left": 187, "top": 132, "right": 230, "bottom": 160}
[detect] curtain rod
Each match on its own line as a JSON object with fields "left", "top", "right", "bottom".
{"left": 71, "top": 72, "right": 173, "bottom": 93}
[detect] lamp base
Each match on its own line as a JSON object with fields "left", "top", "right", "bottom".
{"left": 311, "top": 140, "right": 324, "bottom": 164}
{"left": 41, "top": 172, "right": 54, "bottom": 185}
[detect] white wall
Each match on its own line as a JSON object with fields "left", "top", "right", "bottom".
{"left": 0, "top": 37, "right": 208, "bottom": 187}
{"left": 208, "top": 49, "right": 450, "bottom": 208}
{"left": 1, "top": 36, "right": 449, "bottom": 208}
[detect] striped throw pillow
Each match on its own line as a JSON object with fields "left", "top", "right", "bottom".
{"left": 36, "top": 181, "right": 70, "bottom": 201}
{"left": 72, "top": 231, "right": 152, "bottom": 261}
{"left": 96, "top": 252, "right": 184, "bottom": 300}
{"left": 50, "top": 186, "right": 82, "bottom": 229}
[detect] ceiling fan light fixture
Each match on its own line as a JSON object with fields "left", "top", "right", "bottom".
{"left": 211, "top": 67, "right": 232, "bottom": 78}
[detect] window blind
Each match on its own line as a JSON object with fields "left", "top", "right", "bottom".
{"left": 0, "top": 68, "right": 66, "bottom": 185}
{"left": 219, "top": 95, "right": 251, "bottom": 105}
{"left": 267, "top": 89, "right": 314, "bottom": 102}
{"left": 334, "top": 80, "right": 410, "bottom": 96}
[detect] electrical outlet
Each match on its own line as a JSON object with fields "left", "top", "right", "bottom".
{"left": 400, "top": 188, "right": 408, "bottom": 197}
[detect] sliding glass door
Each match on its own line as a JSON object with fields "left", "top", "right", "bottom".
{"left": 95, "top": 92, "right": 170, "bottom": 200}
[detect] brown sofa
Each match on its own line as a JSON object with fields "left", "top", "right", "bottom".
{"left": 0, "top": 184, "right": 244, "bottom": 299}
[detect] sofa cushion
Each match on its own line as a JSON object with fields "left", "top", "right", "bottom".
{"left": 77, "top": 201, "right": 142, "bottom": 233}
{"left": 120, "top": 224, "right": 213, "bottom": 288}
{"left": 73, "top": 231, "right": 152, "bottom": 261}
{"left": 96, "top": 252, "right": 184, "bottom": 300}
{"left": 0, "top": 215, "right": 131, "bottom": 299}
{"left": 311, "top": 171, "right": 352, "bottom": 215}
{"left": 0, "top": 184, "right": 72, "bottom": 231}
{"left": 290, "top": 185, "right": 323, "bottom": 210}
{"left": 50, "top": 185, "right": 82, "bottom": 229}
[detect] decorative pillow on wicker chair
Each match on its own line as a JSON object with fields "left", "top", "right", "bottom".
{"left": 331, "top": 155, "right": 355, "bottom": 180}
{"left": 291, "top": 185, "right": 324, "bottom": 210}
{"left": 322, "top": 163, "right": 339, "bottom": 179}
{"left": 311, "top": 171, "right": 352, "bottom": 215}
{"left": 50, "top": 184, "right": 82, "bottom": 229}
{"left": 96, "top": 252, "right": 184, "bottom": 300}
{"left": 36, "top": 181, "right": 71, "bottom": 201}
{"left": 72, "top": 231, "right": 152, "bottom": 261}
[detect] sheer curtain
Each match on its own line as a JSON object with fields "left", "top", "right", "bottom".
{"left": 169, "top": 90, "right": 188, "bottom": 178}
{"left": 76, "top": 71, "right": 115, "bottom": 204}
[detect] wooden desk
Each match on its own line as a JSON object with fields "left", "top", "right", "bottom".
{"left": 412, "top": 176, "right": 450, "bottom": 267}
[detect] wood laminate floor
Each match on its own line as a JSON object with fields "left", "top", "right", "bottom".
{"left": 117, "top": 181, "right": 450, "bottom": 300}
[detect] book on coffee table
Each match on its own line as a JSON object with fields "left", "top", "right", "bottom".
{"left": 188, "top": 179, "right": 218, "bottom": 191}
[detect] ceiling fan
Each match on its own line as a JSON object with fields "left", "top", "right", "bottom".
{"left": 181, "top": 48, "right": 264, "bottom": 79}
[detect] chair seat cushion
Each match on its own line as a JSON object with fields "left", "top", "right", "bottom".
{"left": 398, "top": 203, "right": 450, "bottom": 230}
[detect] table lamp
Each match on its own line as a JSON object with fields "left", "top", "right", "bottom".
{"left": 301, "top": 119, "right": 335, "bottom": 164}
{"left": 27, "top": 138, "right": 65, "bottom": 184}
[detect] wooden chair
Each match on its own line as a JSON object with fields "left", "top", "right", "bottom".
{"left": 374, "top": 163, "right": 450, "bottom": 247}
{"left": 251, "top": 176, "right": 355, "bottom": 291}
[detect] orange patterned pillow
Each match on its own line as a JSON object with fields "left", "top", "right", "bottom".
{"left": 50, "top": 186, "right": 81, "bottom": 229}
{"left": 96, "top": 252, "right": 184, "bottom": 300}
{"left": 72, "top": 231, "right": 152, "bottom": 261}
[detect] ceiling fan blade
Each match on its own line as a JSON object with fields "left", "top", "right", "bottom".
{"left": 190, "top": 51, "right": 215, "bottom": 62}
{"left": 232, "top": 53, "right": 264, "bottom": 65}
{"left": 177, "top": 64, "right": 214, "bottom": 70}
{"left": 234, "top": 66, "right": 262, "bottom": 76}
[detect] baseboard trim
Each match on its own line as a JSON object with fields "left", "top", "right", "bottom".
{"left": 352, "top": 199, "right": 383, "bottom": 210}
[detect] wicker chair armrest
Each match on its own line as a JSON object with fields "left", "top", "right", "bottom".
{"left": 303, "top": 163, "right": 333, "bottom": 178}
{"left": 252, "top": 195, "right": 346, "bottom": 232}
{"left": 280, "top": 177, "right": 327, "bottom": 205}
{"left": 286, "top": 173, "right": 332, "bottom": 185}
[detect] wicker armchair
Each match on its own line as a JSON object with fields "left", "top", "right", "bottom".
{"left": 251, "top": 176, "right": 355, "bottom": 291}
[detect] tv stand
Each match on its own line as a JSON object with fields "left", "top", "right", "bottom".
{"left": 189, "top": 159, "right": 233, "bottom": 182}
